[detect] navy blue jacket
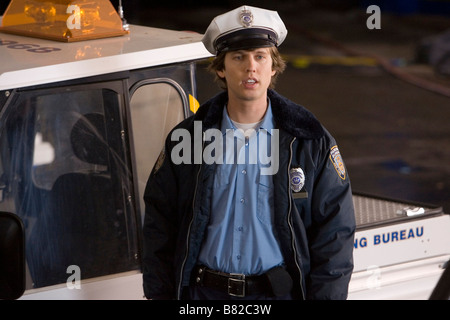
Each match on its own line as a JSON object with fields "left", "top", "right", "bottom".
{"left": 142, "top": 89, "right": 356, "bottom": 300}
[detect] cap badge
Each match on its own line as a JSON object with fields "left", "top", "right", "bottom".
{"left": 290, "top": 167, "right": 305, "bottom": 193}
{"left": 239, "top": 8, "right": 253, "bottom": 28}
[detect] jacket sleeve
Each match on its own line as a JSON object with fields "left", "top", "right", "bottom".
{"left": 306, "top": 140, "right": 356, "bottom": 300}
{"left": 142, "top": 138, "right": 179, "bottom": 299}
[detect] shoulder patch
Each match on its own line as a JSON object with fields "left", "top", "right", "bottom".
{"left": 329, "top": 145, "right": 346, "bottom": 180}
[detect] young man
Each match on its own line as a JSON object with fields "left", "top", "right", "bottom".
{"left": 142, "top": 5, "right": 356, "bottom": 300}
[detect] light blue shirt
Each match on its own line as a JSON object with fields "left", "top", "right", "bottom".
{"left": 198, "top": 101, "right": 284, "bottom": 275}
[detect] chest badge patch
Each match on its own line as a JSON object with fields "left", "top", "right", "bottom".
{"left": 330, "top": 145, "right": 346, "bottom": 180}
{"left": 290, "top": 167, "right": 305, "bottom": 192}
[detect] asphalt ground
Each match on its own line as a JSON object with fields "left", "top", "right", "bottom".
{"left": 122, "top": 5, "right": 450, "bottom": 213}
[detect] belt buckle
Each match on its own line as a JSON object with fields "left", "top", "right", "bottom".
{"left": 228, "top": 273, "right": 246, "bottom": 297}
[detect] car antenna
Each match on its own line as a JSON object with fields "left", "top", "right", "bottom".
{"left": 118, "top": 0, "right": 129, "bottom": 31}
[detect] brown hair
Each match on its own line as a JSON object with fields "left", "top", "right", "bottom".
{"left": 207, "top": 46, "right": 286, "bottom": 90}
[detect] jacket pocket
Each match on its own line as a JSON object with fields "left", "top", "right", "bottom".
{"left": 257, "top": 173, "right": 274, "bottom": 225}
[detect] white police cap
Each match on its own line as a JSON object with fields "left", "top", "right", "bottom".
{"left": 202, "top": 5, "right": 288, "bottom": 55}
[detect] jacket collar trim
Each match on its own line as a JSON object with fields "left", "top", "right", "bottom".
{"left": 194, "top": 90, "right": 324, "bottom": 140}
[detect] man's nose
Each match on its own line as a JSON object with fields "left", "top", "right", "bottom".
{"left": 246, "top": 57, "right": 257, "bottom": 72}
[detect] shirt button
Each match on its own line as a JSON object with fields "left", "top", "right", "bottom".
{"left": 237, "top": 255, "right": 241, "bottom": 260}
{"left": 240, "top": 198, "right": 245, "bottom": 204}
{"left": 237, "top": 226, "right": 243, "bottom": 231}
{"left": 241, "top": 169, "right": 247, "bottom": 175}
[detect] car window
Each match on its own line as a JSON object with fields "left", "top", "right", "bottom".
{"left": 129, "top": 82, "right": 185, "bottom": 222}
{"left": 0, "top": 85, "right": 139, "bottom": 288}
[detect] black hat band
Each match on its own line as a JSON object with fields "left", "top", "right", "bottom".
{"left": 214, "top": 28, "right": 278, "bottom": 53}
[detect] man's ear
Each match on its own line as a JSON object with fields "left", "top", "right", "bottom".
{"left": 217, "top": 69, "right": 225, "bottom": 79}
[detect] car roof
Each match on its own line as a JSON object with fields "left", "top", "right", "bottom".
{"left": 0, "top": 20, "right": 212, "bottom": 90}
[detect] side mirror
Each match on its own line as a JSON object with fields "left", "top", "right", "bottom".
{"left": 0, "top": 211, "right": 25, "bottom": 300}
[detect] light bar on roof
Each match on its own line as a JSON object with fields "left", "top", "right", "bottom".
{"left": 0, "top": 0, "right": 128, "bottom": 42}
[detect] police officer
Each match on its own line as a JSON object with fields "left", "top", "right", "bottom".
{"left": 142, "top": 5, "right": 356, "bottom": 300}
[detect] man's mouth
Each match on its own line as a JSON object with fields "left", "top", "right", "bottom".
{"left": 243, "top": 78, "right": 257, "bottom": 85}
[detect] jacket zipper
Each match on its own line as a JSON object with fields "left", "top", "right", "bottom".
{"left": 287, "top": 137, "right": 306, "bottom": 299}
{"left": 176, "top": 132, "right": 205, "bottom": 299}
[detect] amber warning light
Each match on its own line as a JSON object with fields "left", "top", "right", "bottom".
{"left": 0, "top": 0, "right": 129, "bottom": 42}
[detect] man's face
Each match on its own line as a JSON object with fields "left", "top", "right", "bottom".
{"left": 217, "top": 47, "right": 276, "bottom": 103}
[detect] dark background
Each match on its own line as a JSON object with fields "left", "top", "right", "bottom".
{"left": 2, "top": 1, "right": 450, "bottom": 212}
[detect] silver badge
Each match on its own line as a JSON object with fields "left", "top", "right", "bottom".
{"left": 290, "top": 167, "right": 305, "bottom": 192}
{"left": 240, "top": 8, "right": 253, "bottom": 28}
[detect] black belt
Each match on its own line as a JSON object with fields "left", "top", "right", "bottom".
{"left": 193, "top": 265, "right": 269, "bottom": 298}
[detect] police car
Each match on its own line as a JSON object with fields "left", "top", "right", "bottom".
{"left": 0, "top": 1, "right": 449, "bottom": 300}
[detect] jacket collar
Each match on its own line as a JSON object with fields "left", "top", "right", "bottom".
{"left": 193, "top": 89, "right": 324, "bottom": 139}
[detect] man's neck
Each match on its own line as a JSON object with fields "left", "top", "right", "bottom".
{"left": 226, "top": 95, "right": 268, "bottom": 124}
